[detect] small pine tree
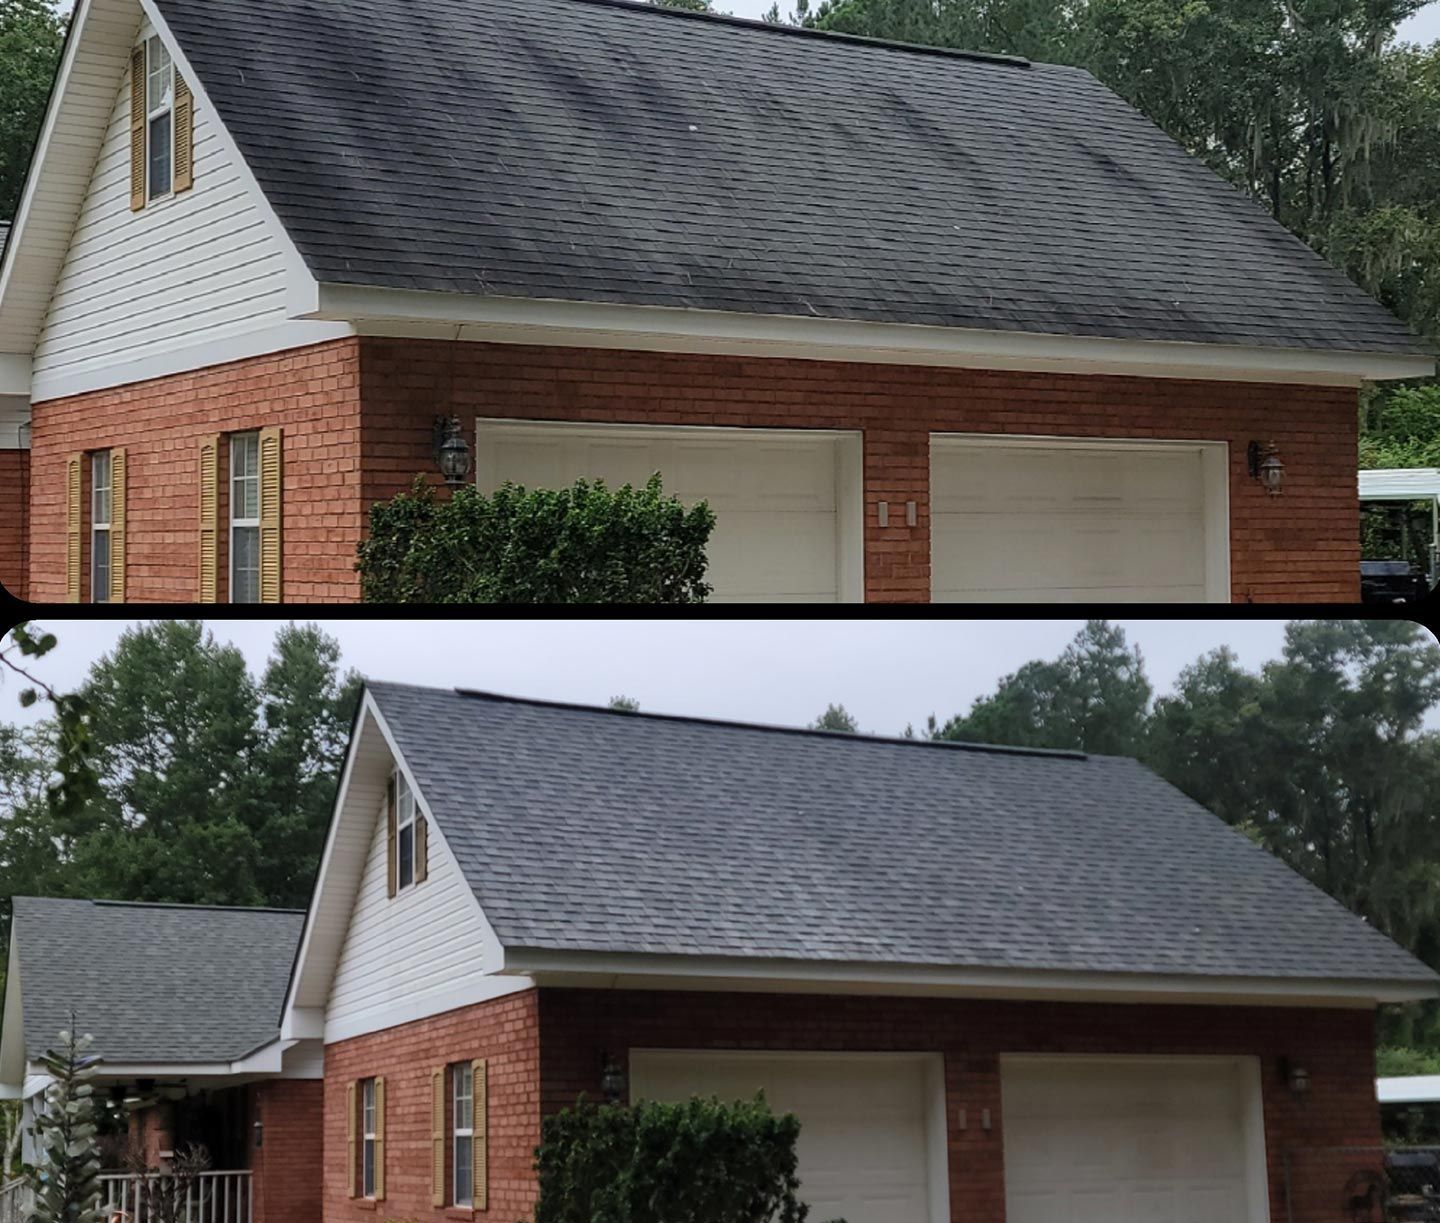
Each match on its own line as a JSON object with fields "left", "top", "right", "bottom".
{"left": 27, "top": 1025, "right": 107, "bottom": 1223}
{"left": 809, "top": 704, "right": 859, "bottom": 733}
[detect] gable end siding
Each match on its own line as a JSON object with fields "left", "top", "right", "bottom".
{"left": 326, "top": 789, "right": 498, "bottom": 1040}
{"left": 30, "top": 33, "right": 326, "bottom": 396}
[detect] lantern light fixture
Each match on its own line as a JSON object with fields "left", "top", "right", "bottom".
{"left": 1248, "top": 440, "right": 1285, "bottom": 496}
{"left": 433, "top": 415, "right": 471, "bottom": 486}
{"left": 601, "top": 1053, "right": 626, "bottom": 1106}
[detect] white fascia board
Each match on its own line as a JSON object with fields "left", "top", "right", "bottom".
{"left": 312, "top": 283, "right": 1437, "bottom": 386}
{"left": 0, "top": 928, "right": 25, "bottom": 1091}
{"left": 501, "top": 948, "right": 1438, "bottom": 1008}
{"left": 1378, "top": 1074, "right": 1440, "bottom": 1104}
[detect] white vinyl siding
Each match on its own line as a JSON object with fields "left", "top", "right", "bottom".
{"left": 327, "top": 778, "right": 497, "bottom": 1037}
{"left": 30, "top": 29, "right": 328, "bottom": 393}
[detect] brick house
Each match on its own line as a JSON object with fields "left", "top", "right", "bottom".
{"left": 0, "top": 0, "right": 1434, "bottom": 604}
{"left": 274, "top": 681, "right": 1431, "bottom": 1222}
{"left": 0, "top": 897, "right": 322, "bottom": 1223}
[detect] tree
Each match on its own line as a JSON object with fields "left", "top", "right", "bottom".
{"left": 609, "top": 696, "right": 641, "bottom": 712}
{"left": 810, "top": 703, "right": 859, "bottom": 732}
{"left": 935, "top": 620, "right": 1152, "bottom": 754}
{"left": 0, "top": 0, "right": 64, "bottom": 221}
{"left": 1359, "top": 382, "right": 1440, "bottom": 568}
{"left": 27, "top": 1025, "right": 109, "bottom": 1223}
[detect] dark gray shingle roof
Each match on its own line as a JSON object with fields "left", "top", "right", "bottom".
{"left": 11, "top": 898, "right": 303, "bottom": 1064}
{"left": 369, "top": 682, "right": 1436, "bottom": 985}
{"left": 154, "top": 0, "right": 1426, "bottom": 357}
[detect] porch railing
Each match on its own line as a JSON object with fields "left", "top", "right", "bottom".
{"left": 0, "top": 1177, "right": 29, "bottom": 1223}
{"left": 98, "top": 1170, "right": 252, "bottom": 1223}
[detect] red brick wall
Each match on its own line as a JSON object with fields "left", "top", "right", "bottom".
{"left": 323, "top": 990, "right": 541, "bottom": 1223}
{"left": 24, "top": 336, "right": 1361, "bottom": 602}
{"left": 361, "top": 339, "right": 1362, "bottom": 603}
{"left": 250, "top": 1080, "right": 324, "bottom": 1223}
{"left": 27, "top": 339, "right": 363, "bottom": 602}
{"left": 0, "top": 448, "right": 28, "bottom": 600}
{"left": 538, "top": 988, "right": 1381, "bottom": 1223}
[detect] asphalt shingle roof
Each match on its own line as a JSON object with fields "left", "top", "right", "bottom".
{"left": 154, "top": 0, "right": 1427, "bottom": 356}
{"left": 11, "top": 898, "right": 303, "bottom": 1064}
{"left": 369, "top": 682, "right": 1437, "bottom": 986}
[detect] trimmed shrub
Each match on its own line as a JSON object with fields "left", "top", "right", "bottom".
{"left": 534, "top": 1094, "right": 817, "bottom": 1223}
{"left": 356, "top": 475, "right": 716, "bottom": 604}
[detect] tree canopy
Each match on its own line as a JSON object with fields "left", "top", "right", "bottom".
{"left": 0, "top": 0, "right": 64, "bottom": 221}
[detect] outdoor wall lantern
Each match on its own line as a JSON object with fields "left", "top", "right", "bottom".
{"left": 1281, "top": 1057, "right": 1311, "bottom": 1096}
{"left": 432, "top": 415, "right": 471, "bottom": 486}
{"left": 1248, "top": 440, "right": 1285, "bottom": 496}
{"left": 601, "top": 1053, "right": 626, "bottom": 1106}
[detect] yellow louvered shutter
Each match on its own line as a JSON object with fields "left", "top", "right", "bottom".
{"left": 373, "top": 1076, "right": 386, "bottom": 1201}
{"left": 346, "top": 1081, "right": 357, "bottom": 1198}
{"left": 128, "top": 47, "right": 146, "bottom": 210}
{"left": 173, "top": 73, "right": 194, "bottom": 193}
{"left": 472, "top": 1059, "right": 487, "bottom": 1211}
{"left": 65, "top": 455, "right": 82, "bottom": 602}
{"left": 431, "top": 1067, "right": 445, "bottom": 1207}
{"left": 198, "top": 436, "right": 219, "bottom": 602}
{"left": 258, "top": 426, "right": 282, "bottom": 602}
{"left": 415, "top": 812, "right": 429, "bottom": 884}
{"left": 386, "top": 776, "right": 398, "bottom": 899}
{"left": 108, "top": 449, "right": 126, "bottom": 604}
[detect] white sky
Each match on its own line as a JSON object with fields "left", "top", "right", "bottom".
{"left": 723, "top": 0, "right": 1440, "bottom": 43}
{"left": 0, "top": 618, "right": 1316, "bottom": 737}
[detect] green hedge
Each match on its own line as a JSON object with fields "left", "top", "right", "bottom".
{"left": 534, "top": 1094, "right": 819, "bottom": 1223}
{"left": 356, "top": 475, "right": 715, "bottom": 604}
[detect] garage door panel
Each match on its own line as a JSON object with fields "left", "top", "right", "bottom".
{"left": 478, "top": 422, "right": 855, "bottom": 602}
{"left": 932, "top": 438, "right": 1224, "bottom": 603}
{"left": 1003, "top": 1059, "right": 1263, "bottom": 1223}
{"left": 632, "top": 1053, "right": 935, "bottom": 1223}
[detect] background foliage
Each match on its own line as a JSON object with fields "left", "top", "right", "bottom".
{"left": 534, "top": 1095, "right": 811, "bottom": 1223}
{"left": 357, "top": 476, "right": 716, "bottom": 605}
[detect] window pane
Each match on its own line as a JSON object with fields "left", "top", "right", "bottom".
{"left": 232, "top": 434, "right": 260, "bottom": 521}
{"left": 362, "top": 1140, "right": 375, "bottom": 1197}
{"left": 398, "top": 823, "right": 414, "bottom": 888}
{"left": 146, "top": 37, "right": 171, "bottom": 110}
{"left": 398, "top": 784, "right": 414, "bottom": 828}
{"left": 453, "top": 1137, "right": 472, "bottom": 1205}
{"left": 92, "top": 452, "right": 111, "bottom": 526}
{"left": 148, "top": 111, "right": 172, "bottom": 197}
{"left": 455, "top": 1065, "right": 472, "bottom": 1129}
{"left": 232, "top": 525, "right": 260, "bottom": 603}
{"left": 92, "top": 529, "right": 110, "bottom": 604}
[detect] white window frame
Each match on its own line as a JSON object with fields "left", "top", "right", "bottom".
{"left": 144, "top": 34, "right": 175, "bottom": 202}
{"left": 229, "top": 432, "right": 260, "bottom": 604}
{"left": 361, "top": 1078, "right": 377, "bottom": 1199}
{"left": 452, "top": 1063, "right": 473, "bottom": 1207}
{"left": 90, "top": 451, "right": 112, "bottom": 604}
{"left": 395, "top": 771, "right": 416, "bottom": 891}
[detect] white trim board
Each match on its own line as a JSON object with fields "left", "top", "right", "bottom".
{"left": 1378, "top": 1074, "right": 1440, "bottom": 1104}
{"left": 317, "top": 283, "right": 1434, "bottom": 386}
{"left": 500, "top": 947, "right": 1434, "bottom": 1007}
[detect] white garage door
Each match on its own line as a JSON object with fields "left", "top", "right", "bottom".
{"left": 1002, "top": 1058, "right": 1269, "bottom": 1223}
{"left": 630, "top": 1051, "right": 944, "bottom": 1223}
{"left": 931, "top": 437, "right": 1229, "bottom": 602}
{"left": 475, "top": 420, "right": 862, "bottom": 602}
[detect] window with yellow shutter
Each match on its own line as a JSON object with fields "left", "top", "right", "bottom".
{"left": 453, "top": 1062, "right": 474, "bottom": 1206}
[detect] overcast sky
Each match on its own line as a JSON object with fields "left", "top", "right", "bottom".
{"left": 0, "top": 618, "right": 1376, "bottom": 736}
{"left": 722, "top": 0, "right": 1440, "bottom": 42}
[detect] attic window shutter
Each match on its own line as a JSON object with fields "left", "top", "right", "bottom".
{"left": 173, "top": 73, "right": 194, "bottom": 193}
{"left": 198, "top": 436, "right": 219, "bottom": 602}
{"left": 128, "top": 46, "right": 146, "bottom": 210}
{"left": 431, "top": 1067, "right": 445, "bottom": 1207}
{"left": 415, "top": 808, "right": 429, "bottom": 884}
{"left": 258, "top": 426, "right": 282, "bottom": 602}
{"left": 386, "top": 776, "right": 398, "bottom": 899}
{"left": 65, "top": 455, "right": 82, "bottom": 602}
{"left": 472, "top": 1059, "right": 487, "bottom": 1211}
{"left": 108, "top": 448, "right": 126, "bottom": 604}
{"left": 346, "top": 1081, "right": 357, "bottom": 1198}
{"left": 373, "top": 1075, "right": 387, "bottom": 1201}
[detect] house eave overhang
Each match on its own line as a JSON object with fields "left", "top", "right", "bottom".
{"left": 308, "top": 282, "right": 1437, "bottom": 387}
{"left": 499, "top": 947, "right": 1440, "bottom": 1009}
{"left": 19, "top": 1037, "right": 299, "bottom": 1086}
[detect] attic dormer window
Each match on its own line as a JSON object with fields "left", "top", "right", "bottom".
{"left": 145, "top": 36, "right": 174, "bottom": 199}
{"left": 395, "top": 772, "right": 416, "bottom": 890}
